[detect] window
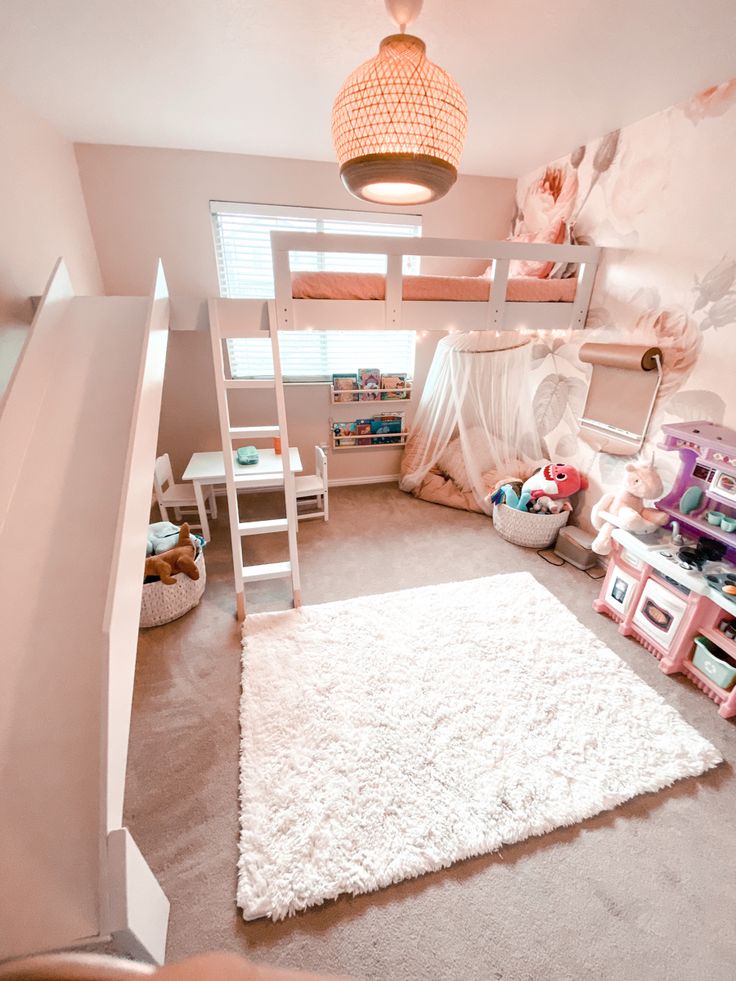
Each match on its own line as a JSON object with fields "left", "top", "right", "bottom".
{"left": 226, "top": 329, "right": 416, "bottom": 383}
{"left": 211, "top": 201, "right": 422, "bottom": 298}
{"left": 211, "top": 201, "right": 420, "bottom": 382}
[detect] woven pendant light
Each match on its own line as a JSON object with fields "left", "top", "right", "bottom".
{"left": 332, "top": 0, "right": 467, "bottom": 205}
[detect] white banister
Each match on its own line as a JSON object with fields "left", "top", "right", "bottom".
{"left": 0, "top": 259, "right": 171, "bottom": 965}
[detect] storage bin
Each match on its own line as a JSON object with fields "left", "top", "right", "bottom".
{"left": 139, "top": 547, "right": 206, "bottom": 628}
{"left": 492, "top": 503, "right": 569, "bottom": 549}
{"left": 692, "top": 636, "right": 736, "bottom": 690}
{"left": 554, "top": 525, "right": 598, "bottom": 570}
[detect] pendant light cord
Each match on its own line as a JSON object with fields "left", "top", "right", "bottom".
{"left": 385, "top": 0, "right": 424, "bottom": 33}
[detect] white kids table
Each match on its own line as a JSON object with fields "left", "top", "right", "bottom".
{"left": 182, "top": 448, "right": 302, "bottom": 541}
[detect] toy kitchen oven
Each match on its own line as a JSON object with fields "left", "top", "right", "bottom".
{"left": 594, "top": 421, "right": 736, "bottom": 719}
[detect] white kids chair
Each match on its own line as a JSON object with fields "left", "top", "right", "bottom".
{"left": 294, "top": 445, "right": 329, "bottom": 522}
{"left": 153, "top": 453, "right": 216, "bottom": 532}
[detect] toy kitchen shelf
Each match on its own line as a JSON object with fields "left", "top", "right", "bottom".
{"left": 594, "top": 420, "right": 736, "bottom": 720}
{"left": 657, "top": 420, "right": 736, "bottom": 562}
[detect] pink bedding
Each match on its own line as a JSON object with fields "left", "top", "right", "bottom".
{"left": 291, "top": 271, "right": 576, "bottom": 302}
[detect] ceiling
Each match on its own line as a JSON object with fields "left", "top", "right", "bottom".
{"left": 1, "top": 0, "right": 735, "bottom": 177}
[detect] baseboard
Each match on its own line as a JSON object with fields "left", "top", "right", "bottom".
{"left": 328, "top": 474, "right": 400, "bottom": 487}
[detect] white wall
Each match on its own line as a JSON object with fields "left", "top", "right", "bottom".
{"left": 0, "top": 88, "right": 102, "bottom": 397}
{"left": 74, "top": 143, "right": 516, "bottom": 479}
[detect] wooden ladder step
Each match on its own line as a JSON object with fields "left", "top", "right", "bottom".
{"left": 225, "top": 379, "right": 275, "bottom": 389}
{"left": 230, "top": 425, "right": 280, "bottom": 440}
{"left": 238, "top": 518, "right": 288, "bottom": 536}
{"left": 242, "top": 561, "right": 292, "bottom": 583}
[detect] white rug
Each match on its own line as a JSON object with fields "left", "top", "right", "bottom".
{"left": 238, "top": 572, "right": 720, "bottom": 921}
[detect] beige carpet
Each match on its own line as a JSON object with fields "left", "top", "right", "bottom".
{"left": 130, "top": 484, "right": 736, "bottom": 981}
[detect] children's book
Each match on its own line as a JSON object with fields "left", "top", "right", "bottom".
{"left": 370, "top": 412, "right": 404, "bottom": 443}
{"left": 333, "top": 421, "right": 355, "bottom": 447}
{"left": 380, "top": 373, "right": 408, "bottom": 400}
{"left": 332, "top": 372, "right": 358, "bottom": 403}
{"left": 354, "top": 419, "right": 373, "bottom": 442}
{"left": 358, "top": 368, "right": 381, "bottom": 401}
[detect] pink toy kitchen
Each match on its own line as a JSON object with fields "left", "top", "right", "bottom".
{"left": 594, "top": 420, "right": 736, "bottom": 719}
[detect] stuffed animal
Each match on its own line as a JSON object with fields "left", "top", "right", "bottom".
{"left": 146, "top": 520, "right": 199, "bottom": 556}
{"left": 531, "top": 495, "right": 573, "bottom": 515}
{"left": 519, "top": 463, "right": 589, "bottom": 509}
{"left": 590, "top": 456, "right": 668, "bottom": 555}
{"left": 490, "top": 463, "right": 588, "bottom": 512}
{"left": 144, "top": 523, "right": 200, "bottom": 585}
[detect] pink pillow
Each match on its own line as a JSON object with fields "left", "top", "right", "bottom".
{"left": 509, "top": 219, "right": 566, "bottom": 279}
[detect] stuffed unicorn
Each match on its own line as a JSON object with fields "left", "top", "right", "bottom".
{"left": 590, "top": 454, "right": 668, "bottom": 555}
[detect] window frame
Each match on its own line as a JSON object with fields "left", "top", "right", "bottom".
{"left": 210, "top": 200, "right": 421, "bottom": 384}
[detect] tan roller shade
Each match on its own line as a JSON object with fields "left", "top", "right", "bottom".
{"left": 578, "top": 343, "right": 663, "bottom": 455}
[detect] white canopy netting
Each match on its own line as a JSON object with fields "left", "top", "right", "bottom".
{"left": 400, "top": 332, "right": 544, "bottom": 513}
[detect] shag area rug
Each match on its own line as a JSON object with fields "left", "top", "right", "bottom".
{"left": 238, "top": 572, "right": 720, "bottom": 920}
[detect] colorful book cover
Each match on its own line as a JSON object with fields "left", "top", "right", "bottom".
{"left": 332, "top": 372, "right": 358, "bottom": 403}
{"left": 354, "top": 421, "right": 373, "bottom": 441}
{"left": 333, "top": 421, "right": 355, "bottom": 447}
{"left": 380, "top": 373, "right": 408, "bottom": 400}
{"left": 370, "top": 412, "right": 404, "bottom": 443}
{"left": 358, "top": 368, "right": 381, "bottom": 401}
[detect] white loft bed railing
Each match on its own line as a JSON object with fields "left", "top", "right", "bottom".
{"left": 218, "top": 233, "right": 601, "bottom": 338}
{"left": 0, "top": 259, "right": 171, "bottom": 964}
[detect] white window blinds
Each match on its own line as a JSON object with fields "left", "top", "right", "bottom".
{"left": 210, "top": 201, "right": 422, "bottom": 299}
{"left": 227, "top": 329, "right": 416, "bottom": 383}
{"left": 211, "top": 201, "right": 420, "bottom": 382}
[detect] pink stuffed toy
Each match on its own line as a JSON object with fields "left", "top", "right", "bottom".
{"left": 522, "top": 463, "right": 589, "bottom": 501}
{"left": 591, "top": 456, "right": 668, "bottom": 555}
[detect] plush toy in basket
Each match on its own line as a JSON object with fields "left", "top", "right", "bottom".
{"left": 488, "top": 463, "right": 588, "bottom": 549}
{"left": 140, "top": 523, "right": 206, "bottom": 628}
{"left": 144, "top": 522, "right": 201, "bottom": 585}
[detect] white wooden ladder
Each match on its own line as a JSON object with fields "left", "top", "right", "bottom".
{"left": 208, "top": 299, "right": 301, "bottom": 621}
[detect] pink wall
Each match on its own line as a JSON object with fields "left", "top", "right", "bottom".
{"left": 0, "top": 88, "right": 102, "bottom": 396}
{"left": 514, "top": 77, "right": 736, "bottom": 528}
{"left": 74, "top": 143, "right": 516, "bottom": 480}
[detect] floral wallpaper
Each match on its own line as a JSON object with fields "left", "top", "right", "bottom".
{"left": 513, "top": 77, "right": 736, "bottom": 527}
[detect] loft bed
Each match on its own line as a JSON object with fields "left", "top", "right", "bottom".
{"left": 225, "top": 232, "right": 601, "bottom": 337}
{"left": 211, "top": 233, "right": 601, "bottom": 612}
{"left": 213, "top": 233, "right": 602, "bottom": 525}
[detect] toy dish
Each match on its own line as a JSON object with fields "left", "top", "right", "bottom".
{"left": 679, "top": 485, "right": 703, "bottom": 514}
{"left": 707, "top": 572, "right": 736, "bottom": 596}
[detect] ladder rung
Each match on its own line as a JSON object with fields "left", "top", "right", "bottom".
{"left": 242, "top": 561, "right": 292, "bottom": 582}
{"left": 238, "top": 518, "right": 289, "bottom": 536}
{"left": 225, "top": 379, "right": 275, "bottom": 389}
{"left": 230, "top": 425, "right": 280, "bottom": 440}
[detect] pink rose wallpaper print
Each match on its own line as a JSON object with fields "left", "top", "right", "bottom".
{"left": 513, "top": 75, "right": 736, "bottom": 526}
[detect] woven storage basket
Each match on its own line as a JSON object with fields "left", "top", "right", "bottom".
{"left": 139, "top": 548, "right": 206, "bottom": 629}
{"left": 492, "top": 503, "right": 569, "bottom": 549}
